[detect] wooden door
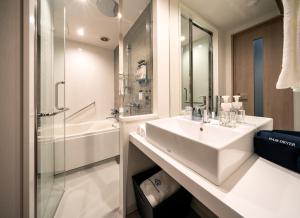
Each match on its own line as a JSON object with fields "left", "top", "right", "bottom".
{"left": 233, "top": 16, "right": 294, "bottom": 130}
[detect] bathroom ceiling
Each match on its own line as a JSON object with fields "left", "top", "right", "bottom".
{"left": 182, "top": 0, "right": 280, "bottom": 31}
{"left": 62, "top": 0, "right": 149, "bottom": 49}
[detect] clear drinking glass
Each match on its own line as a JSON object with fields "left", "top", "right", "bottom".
{"left": 230, "top": 111, "right": 237, "bottom": 128}
{"left": 219, "top": 111, "right": 229, "bottom": 126}
{"left": 238, "top": 109, "right": 245, "bottom": 122}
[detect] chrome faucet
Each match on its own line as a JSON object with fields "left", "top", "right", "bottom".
{"left": 192, "top": 106, "right": 203, "bottom": 121}
{"left": 106, "top": 108, "right": 119, "bottom": 121}
{"left": 192, "top": 96, "right": 210, "bottom": 123}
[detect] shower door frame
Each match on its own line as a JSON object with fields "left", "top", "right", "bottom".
{"left": 34, "top": 0, "right": 67, "bottom": 217}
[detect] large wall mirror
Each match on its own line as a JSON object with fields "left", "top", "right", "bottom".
{"left": 170, "top": 0, "right": 299, "bottom": 131}
{"left": 181, "top": 15, "right": 213, "bottom": 111}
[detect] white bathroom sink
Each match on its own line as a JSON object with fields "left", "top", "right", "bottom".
{"left": 145, "top": 116, "right": 273, "bottom": 185}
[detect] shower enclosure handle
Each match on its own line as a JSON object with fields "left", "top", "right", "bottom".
{"left": 184, "top": 88, "right": 188, "bottom": 101}
{"left": 38, "top": 108, "right": 70, "bottom": 117}
{"left": 55, "top": 81, "right": 65, "bottom": 110}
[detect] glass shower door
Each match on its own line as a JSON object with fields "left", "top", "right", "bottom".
{"left": 36, "top": 0, "right": 66, "bottom": 217}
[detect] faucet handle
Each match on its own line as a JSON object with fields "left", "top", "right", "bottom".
{"left": 192, "top": 106, "right": 202, "bottom": 117}
{"left": 111, "top": 108, "right": 119, "bottom": 116}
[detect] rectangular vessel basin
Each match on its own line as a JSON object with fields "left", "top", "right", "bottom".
{"left": 146, "top": 116, "right": 273, "bottom": 185}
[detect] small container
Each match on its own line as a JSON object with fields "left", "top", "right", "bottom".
{"left": 139, "top": 90, "right": 143, "bottom": 100}
{"left": 211, "top": 111, "right": 215, "bottom": 119}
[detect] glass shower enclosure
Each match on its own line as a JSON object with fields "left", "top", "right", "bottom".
{"left": 36, "top": 0, "right": 66, "bottom": 217}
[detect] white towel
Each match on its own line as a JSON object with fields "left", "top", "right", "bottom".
{"left": 140, "top": 170, "right": 180, "bottom": 207}
{"left": 276, "top": 0, "right": 300, "bottom": 90}
{"left": 136, "top": 65, "right": 147, "bottom": 81}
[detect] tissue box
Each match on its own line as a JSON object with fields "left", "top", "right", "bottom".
{"left": 254, "top": 130, "right": 300, "bottom": 173}
{"left": 132, "top": 166, "right": 192, "bottom": 218}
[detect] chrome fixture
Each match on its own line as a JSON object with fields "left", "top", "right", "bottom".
{"left": 184, "top": 88, "right": 188, "bottom": 101}
{"left": 192, "top": 96, "right": 208, "bottom": 121}
{"left": 192, "top": 106, "right": 202, "bottom": 121}
{"left": 106, "top": 108, "right": 119, "bottom": 121}
{"left": 96, "top": 0, "right": 119, "bottom": 17}
{"left": 55, "top": 81, "right": 65, "bottom": 110}
{"left": 65, "top": 101, "right": 96, "bottom": 120}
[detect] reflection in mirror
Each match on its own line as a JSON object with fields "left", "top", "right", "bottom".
{"left": 181, "top": 15, "right": 213, "bottom": 111}
{"left": 121, "top": 0, "right": 153, "bottom": 116}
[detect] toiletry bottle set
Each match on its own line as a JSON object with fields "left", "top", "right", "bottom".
{"left": 219, "top": 95, "right": 245, "bottom": 127}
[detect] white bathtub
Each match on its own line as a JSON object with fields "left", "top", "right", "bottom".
{"left": 54, "top": 119, "right": 120, "bottom": 172}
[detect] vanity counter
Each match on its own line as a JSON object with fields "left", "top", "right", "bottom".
{"left": 130, "top": 132, "right": 300, "bottom": 218}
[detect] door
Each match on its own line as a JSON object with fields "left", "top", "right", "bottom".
{"left": 36, "top": 0, "right": 66, "bottom": 217}
{"left": 233, "top": 16, "right": 294, "bottom": 130}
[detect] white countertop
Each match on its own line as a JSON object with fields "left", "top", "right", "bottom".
{"left": 119, "top": 114, "right": 158, "bottom": 123}
{"left": 130, "top": 132, "right": 300, "bottom": 218}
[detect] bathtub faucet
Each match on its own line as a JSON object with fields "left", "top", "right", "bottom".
{"left": 106, "top": 108, "right": 119, "bottom": 121}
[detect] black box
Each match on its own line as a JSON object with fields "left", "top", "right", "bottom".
{"left": 254, "top": 130, "right": 300, "bottom": 173}
{"left": 132, "top": 166, "right": 192, "bottom": 218}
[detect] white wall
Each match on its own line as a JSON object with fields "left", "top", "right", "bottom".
{"left": 153, "top": 0, "right": 170, "bottom": 118}
{"left": 65, "top": 40, "right": 115, "bottom": 123}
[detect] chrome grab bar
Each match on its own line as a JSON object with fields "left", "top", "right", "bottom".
{"left": 65, "top": 101, "right": 96, "bottom": 120}
{"left": 38, "top": 108, "right": 69, "bottom": 117}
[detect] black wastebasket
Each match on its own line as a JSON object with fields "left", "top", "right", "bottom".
{"left": 132, "top": 166, "right": 192, "bottom": 218}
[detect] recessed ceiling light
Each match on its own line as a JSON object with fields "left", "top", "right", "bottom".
{"left": 29, "top": 15, "right": 35, "bottom": 24}
{"left": 77, "top": 28, "right": 85, "bottom": 36}
{"left": 180, "top": 36, "right": 185, "bottom": 42}
{"left": 117, "top": 12, "right": 122, "bottom": 19}
{"left": 79, "top": 0, "right": 87, "bottom": 2}
{"left": 100, "top": 36, "right": 110, "bottom": 42}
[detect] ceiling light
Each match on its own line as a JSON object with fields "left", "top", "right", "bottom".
{"left": 117, "top": 12, "right": 122, "bottom": 19}
{"left": 79, "top": 0, "right": 87, "bottom": 2}
{"left": 180, "top": 36, "right": 185, "bottom": 42}
{"left": 77, "top": 28, "right": 85, "bottom": 36}
{"left": 29, "top": 15, "right": 35, "bottom": 24}
{"left": 100, "top": 36, "right": 110, "bottom": 42}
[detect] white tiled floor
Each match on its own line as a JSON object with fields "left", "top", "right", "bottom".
{"left": 55, "top": 160, "right": 120, "bottom": 218}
